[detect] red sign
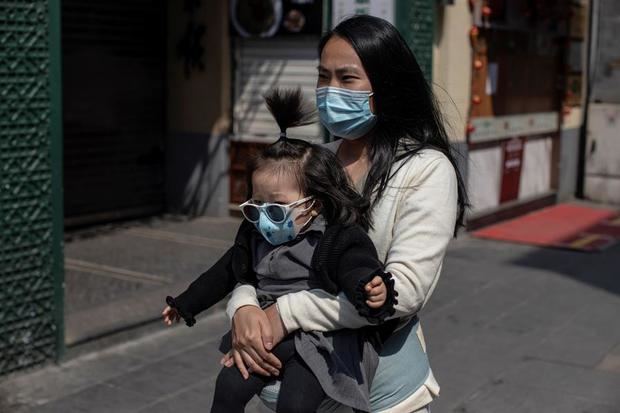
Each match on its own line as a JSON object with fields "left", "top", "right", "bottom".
{"left": 500, "top": 137, "right": 524, "bottom": 203}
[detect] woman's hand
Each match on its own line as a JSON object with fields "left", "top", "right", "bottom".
{"left": 220, "top": 349, "right": 276, "bottom": 380}
{"left": 231, "top": 306, "right": 282, "bottom": 378}
{"left": 264, "top": 304, "right": 288, "bottom": 346}
{"left": 161, "top": 305, "right": 180, "bottom": 326}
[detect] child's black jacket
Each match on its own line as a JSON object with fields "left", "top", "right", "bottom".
{"left": 167, "top": 219, "right": 398, "bottom": 328}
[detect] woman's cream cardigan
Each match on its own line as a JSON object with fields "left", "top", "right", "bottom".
{"left": 227, "top": 141, "right": 458, "bottom": 412}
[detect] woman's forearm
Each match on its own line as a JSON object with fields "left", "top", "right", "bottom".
{"left": 276, "top": 289, "right": 372, "bottom": 332}
{"left": 228, "top": 284, "right": 373, "bottom": 333}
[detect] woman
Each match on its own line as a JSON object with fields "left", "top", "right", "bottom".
{"left": 224, "top": 15, "right": 467, "bottom": 412}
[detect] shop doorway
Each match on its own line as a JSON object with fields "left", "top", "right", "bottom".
{"left": 60, "top": 0, "right": 168, "bottom": 346}
{"left": 62, "top": 0, "right": 166, "bottom": 227}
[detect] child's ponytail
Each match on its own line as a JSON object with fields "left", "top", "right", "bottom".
{"left": 263, "top": 87, "right": 317, "bottom": 135}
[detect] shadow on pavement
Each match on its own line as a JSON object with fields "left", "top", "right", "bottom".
{"left": 508, "top": 242, "right": 620, "bottom": 296}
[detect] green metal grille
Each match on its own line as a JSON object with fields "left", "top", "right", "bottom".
{"left": 0, "top": 0, "right": 64, "bottom": 375}
{"left": 396, "top": 0, "right": 434, "bottom": 81}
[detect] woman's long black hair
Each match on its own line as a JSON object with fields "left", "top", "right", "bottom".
{"left": 247, "top": 88, "right": 372, "bottom": 230}
{"left": 320, "top": 15, "right": 468, "bottom": 234}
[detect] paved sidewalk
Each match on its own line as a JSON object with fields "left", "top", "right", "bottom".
{"left": 2, "top": 233, "right": 620, "bottom": 412}
{"left": 62, "top": 215, "right": 241, "bottom": 345}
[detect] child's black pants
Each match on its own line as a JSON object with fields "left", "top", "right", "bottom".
{"left": 211, "top": 336, "right": 325, "bottom": 413}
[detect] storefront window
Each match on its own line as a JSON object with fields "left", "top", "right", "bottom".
{"left": 470, "top": 0, "right": 569, "bottom": 118}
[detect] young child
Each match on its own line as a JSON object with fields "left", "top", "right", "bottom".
{"left": 162, "top": 88, "right": 397, "bottom": 413}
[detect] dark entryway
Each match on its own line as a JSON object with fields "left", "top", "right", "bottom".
{"left": 62, "top": 0, "right": 166, "bottom": 227}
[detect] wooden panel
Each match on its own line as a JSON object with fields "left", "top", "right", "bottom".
{"left": 229, "top": 141, "right": 269, "bottom": 204}
{"left": 470, "top": 27, "right": 562, "bottom": 120}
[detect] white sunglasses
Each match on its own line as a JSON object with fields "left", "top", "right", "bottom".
{"left": 239, "top": 196, "right": 314, "bottom": 223}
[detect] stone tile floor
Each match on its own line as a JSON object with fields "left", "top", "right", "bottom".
{"left": 2, "top": 219, "right": 620, "bottom": 412}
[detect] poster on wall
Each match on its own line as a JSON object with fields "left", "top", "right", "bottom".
{"left": 332, "top": 0, "right": 394, "bottom": 27}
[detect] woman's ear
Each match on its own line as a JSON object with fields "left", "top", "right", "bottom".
{"left": 369, "top": 92, "right": 376, "bottom": 114}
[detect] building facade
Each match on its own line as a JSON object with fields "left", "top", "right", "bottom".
{"left": 0, "top": 0, "right": 595, "bottom": 375}
{"left": 445, "top": 1, "right": 590, "bottom": 228}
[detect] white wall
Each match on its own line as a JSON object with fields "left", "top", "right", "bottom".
{"left": 585, "top": 103, "right": 620, "bottom": 204}
{"left": 165, "top": 0, "right": 231, "bottom": 216}
{"left": 467, "top": 146, "right": 502, "bottom": 214}
{"left": 433, "top": 1, "right": 472, "bottom": 143}
{"left": 519, "top": 137, "right": 552, "bottom": 199}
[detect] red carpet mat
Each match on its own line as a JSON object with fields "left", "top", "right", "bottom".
{"left": 472, "top": 203, "right": 620, "bottom": 252}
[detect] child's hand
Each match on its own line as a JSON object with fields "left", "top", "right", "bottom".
{"left": 365, "top": 276, "right": 387, "bottom": 308}
{"left": 221, "top": 351, "right": 234, "bottom": 368}
{"left": 162, "top": 305, "right": 180, "bottom": 326}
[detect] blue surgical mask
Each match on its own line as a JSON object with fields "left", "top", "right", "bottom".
{"left": 255, "top": 201, "right": 315, "bottom": 246}
{"left": 316, "top": 86, "right": 377, "bottom": 140}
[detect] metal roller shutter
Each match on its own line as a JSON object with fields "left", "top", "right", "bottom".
{"left": 233, "top": 37, "right": 322, "bottom": 143}
{"left": 62, "top": 0, "right": 166, "bottom": 226}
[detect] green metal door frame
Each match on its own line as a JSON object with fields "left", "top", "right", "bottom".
{"left": 320, "top": 0, "right": 434, "bottom": 82}
{"left": 0, "top": 0, "right": 64, "bottom": 375}
{"left": 395, "top": 0, "right": 434, "bottom": 82}
{"left": 49, "top": 0, "right": 65, "bottom": 362}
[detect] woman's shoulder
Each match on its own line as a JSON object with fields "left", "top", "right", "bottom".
{"left": 392, "top": 147, "right": 456, "bottom": 185}
{"left": 398, "top": 147, "right": 450, "bottom": 166}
